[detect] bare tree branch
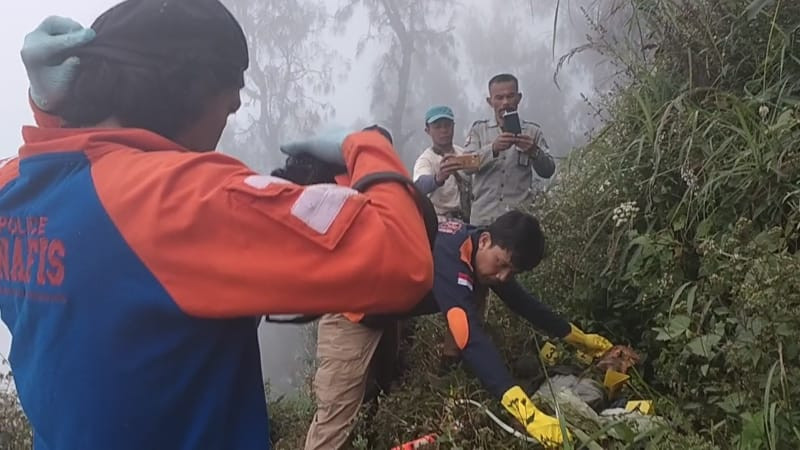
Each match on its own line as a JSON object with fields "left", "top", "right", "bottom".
{"left": 219, "top": 0, "right": 337, "bottom": 170}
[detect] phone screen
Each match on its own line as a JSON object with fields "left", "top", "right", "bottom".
{"left": 501, "top": 111, "right": 522, "bottom": 135}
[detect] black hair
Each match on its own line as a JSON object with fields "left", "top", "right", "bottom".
{"left": 488, "top": 73, "right": 519, "bottom": 92}
{"left": 56, "top": 0, "right": 248, "bottom": 141}
{"left": 57, "top": 58, "right": 243, "bottom": 140}
{"left": 487, "top": 210, "right": 545, "bottom": 271}
{"left": 362, "top": 124, "right": 394, "bottom": 144}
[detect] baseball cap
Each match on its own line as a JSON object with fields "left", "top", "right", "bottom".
{"left": 424, "top": 105, "right": 455, "bottom": 124}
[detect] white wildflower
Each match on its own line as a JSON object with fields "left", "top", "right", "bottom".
{"left": 759, "top": 105, "right": 769, "bottom": 119}
{"left": 681, "top": 165, "right": 698, "bottom": 190}
{"left": 612, "top": 201, "right": 640, "bottom": 227}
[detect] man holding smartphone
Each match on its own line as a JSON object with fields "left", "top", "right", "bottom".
{"left": 413, "top": 105, "right": 475, "bottom": 222}
{"left": 465, "top": 73, "right": 555, "bottom": 227}
{"left": 413, "top": 105, "right": 482, "bottom": 370}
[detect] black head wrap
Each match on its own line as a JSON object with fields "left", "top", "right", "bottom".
{"left": 74, "top": 0, "right": 248, "bottom": 85}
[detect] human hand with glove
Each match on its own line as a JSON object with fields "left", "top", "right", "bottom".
{"left": 21, "top": 16, "right": 95, "bottom": 111}
{"left": 563, "top": 323, "right": 613, "bottom": 359}
{"left": 279, "top": 124, "right": 393, "bottom": 167}
{"left": 280, "top": 127, "right": 351, "bottom": 167}
{"left": 501, "top": 385, "right": 570, "bottom": 447}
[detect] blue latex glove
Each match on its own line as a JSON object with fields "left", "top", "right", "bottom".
{"left": 21, "top": 16, "right": 96, "bottom": 111}
{"left": 279, "top": 127, "right": 351, "bottom": 166}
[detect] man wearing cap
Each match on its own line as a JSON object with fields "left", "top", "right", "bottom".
{"left": 465, "top": 73, "right": 556, "bottom": 226}
{"left": 412, "top": 106, "right": 483, "bottom": 369}
{"left": 4, "top": 2, "right": 433, "bottom": 449}
{"left": 413, "top": 105, "right": 473, "bottom": 222}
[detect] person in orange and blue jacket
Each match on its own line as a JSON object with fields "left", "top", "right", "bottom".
{"left": 306, "top": 210, "right": 615, "bottom": 449}
{"left": 1, "top": 1, "right": 433, "bottom": 449}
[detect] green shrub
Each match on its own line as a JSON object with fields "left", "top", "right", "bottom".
{"left": 528, "top": 0, "right": 800, "bottom": 447}
{"left": 0, "top": 372, "right": 32, "bottom": 450}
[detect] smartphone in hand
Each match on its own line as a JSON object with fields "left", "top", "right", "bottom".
{"left": 501, "top": 110, "right": 522, "bottom": 135}
{"left": 447, "top": 154, "right": 481, "bottom": 170}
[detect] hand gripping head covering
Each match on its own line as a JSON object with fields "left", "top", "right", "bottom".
{"left": 74, "top": 0, "right": 249, "bottom": 86}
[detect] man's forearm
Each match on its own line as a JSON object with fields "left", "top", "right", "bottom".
{"left": 460, "top": 328, "right": 517, "bottom": 399}
{"left": 414, "top": 174, "right": 440, "bottom": 195}
{"left": 493, "top": 280, "right": 571, "bottom": 338}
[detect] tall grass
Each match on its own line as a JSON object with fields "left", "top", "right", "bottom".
{"left": 529, "top": 0, "right": 800, "bottom": 447}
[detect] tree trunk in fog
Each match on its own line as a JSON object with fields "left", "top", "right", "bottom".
{"left": 219, "top": 0, "right": 334, "bottom": 171}
{"left": 382, "top": 0, "right": 414, "bottom": 149}
{"left": 391, "top": 46, "right": 414, "bottom": 149}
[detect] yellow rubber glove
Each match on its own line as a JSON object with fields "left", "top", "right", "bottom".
{"left": 563, "top": 323, "right": 613, "bottom": 358}
{"left": 501, "top": 385, "right": 569, "bottom": 447}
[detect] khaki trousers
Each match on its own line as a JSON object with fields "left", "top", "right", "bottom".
{"left": 304, "top": 291, "right": 487, "bottom": 448}
{"left": 304, "top": 314, "right": 384, "bottom": 450}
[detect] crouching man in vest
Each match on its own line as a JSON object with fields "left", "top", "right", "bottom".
{"left": 304, "top": 211, "right": 615, "bottom": 449}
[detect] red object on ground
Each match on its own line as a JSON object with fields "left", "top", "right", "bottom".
{"left": 390, "top": 433, "right": 438, "bottom": 449}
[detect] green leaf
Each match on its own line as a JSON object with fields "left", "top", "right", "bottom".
{"left": 775, "top": 322, "right": 793, "bottom": 337}
{"left": 655, "top": 314, "right": 691, "bottom": 341}
{"left": 628, "top": 234, "right": 653, "bottom": 249}
{"left": 769, "top": 109, "right": 797, "bottom": 133}
{"left": 696, "top": 219, "right": 714, "bottom": 239}
{"left": 739, "top": 411, "right": 766, "bottom": 449}
{"left": 669, "top": 282, "right": 693, "bottom": 314}
{"left": 672, "top": 211, "right": 687, "bottom": 231}
{"left": 608, "top": 422, "right": 636, "bottom": 442}
{"left": 669, "top": 314, "right": 691, "bottom": 333}
{"left": 717, "top": 391, "right": 747, "bottom": 414}
{"left": 654, "top": 329, "right": 671, "bottom": 341}
{"left": 687, "top": 334, "right": 722, "bottom": 359}
{"left": 737, "top": 326, "right": 755, "bottom": 344}
{"left": 752, "top": 228, "right": 783, "bottom": 253}
{"left": 624, "top": 248, "right": 645, "bottom": 278}
{"left": 751, "top": 317, "right": 765, "bottom": 336}
{"left": 751, "top": 349, "right": 762, "bottom": 366}
{"left": 686, "top": 285, "right": 697, "bottom": 316}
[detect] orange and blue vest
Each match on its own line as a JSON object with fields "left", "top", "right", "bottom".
{"left": 356, "top": 220, "right": 571, "bottom": 398}
{"left": 0, "top": 107, "right": 433, "bottom": 449}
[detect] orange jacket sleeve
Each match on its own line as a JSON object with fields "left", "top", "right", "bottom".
{"left": 89, "top": 129, "right": 434, "bottom": 318}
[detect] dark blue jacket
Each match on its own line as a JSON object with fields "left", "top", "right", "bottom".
{"left": 359, "top": 219, "right": 571, "bottom": 398}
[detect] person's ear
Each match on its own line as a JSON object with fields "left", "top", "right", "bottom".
{"left": 485, "top": 96, "right": 492, "bottom": 107}
{"left": 478, "top": 231, "right": 492, "bottom": 249}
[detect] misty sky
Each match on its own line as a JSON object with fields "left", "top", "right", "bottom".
{"left": 0, "top": 0, "right": 613, "bottom": 387}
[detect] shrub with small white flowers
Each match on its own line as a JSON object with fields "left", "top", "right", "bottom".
{"left": 611, "top": 201, "right": 640, "bottom": 227}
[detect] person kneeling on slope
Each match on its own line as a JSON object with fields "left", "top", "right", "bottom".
{"left": 305, "top": 210, "right": 614, "bottom": 449}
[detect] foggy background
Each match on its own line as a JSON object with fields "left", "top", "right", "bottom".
{"left": 0, "top": 0, "right": 620, "bottom": 395}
